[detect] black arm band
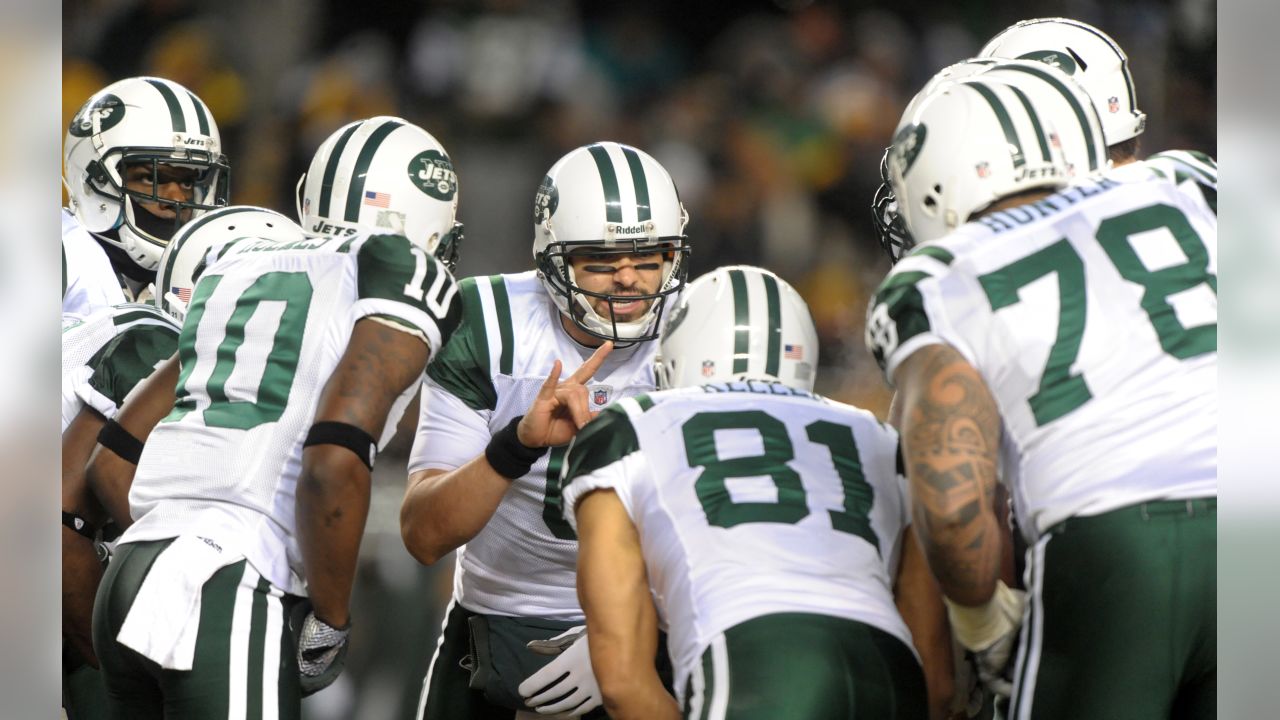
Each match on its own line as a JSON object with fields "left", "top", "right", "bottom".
{"left": 304, "top": 421, "right": 376, "bottom": 470}
{"left": 62, "top": 511, "right": 97, "bottom": 541}
{"left": 484, "top": 415, "right": 549, "bottom": 480}
{"left": 98, "top": 418, "right": 144, "bottom": 465}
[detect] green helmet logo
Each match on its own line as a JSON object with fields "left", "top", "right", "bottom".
{"left": 68, "top": 93, "right": 125, "bottom": 138}
{"left": 892, "top": 123, "right": 928, "bottom": 177}
{"left": 534, "top": 175, "right": 558, "bottom": 224}
{"left": 1017, "top": 49, "right": 1079, "bottom": 75}
{"left": 408, "top": 150, "right": 458, "bottom": 201}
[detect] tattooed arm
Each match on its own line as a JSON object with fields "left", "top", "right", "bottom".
{"left": 894, "top": 343, "right": 1002, "bottom": 606}
{"left": 297, "top": 318, "right": 430, "bottom": 626}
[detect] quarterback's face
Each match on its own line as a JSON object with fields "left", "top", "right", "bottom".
{"left": 568, "top": 250, "right": 666, "bottom": 323}
{"left": 122, "top": 162, "right": 199, "bottom": 222}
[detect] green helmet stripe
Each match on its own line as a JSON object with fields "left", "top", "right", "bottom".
{"left": 1004, "top": 83, "right": 1051, "bottom": 162}
{"left": 998, "top": 63, "right": 1101, "bottom": 171}
{"left": 318, "top": 123, "right": 360, "bottom": 219}
{"left": 145, "top": 79, "right": 186, "bottom": 133}
{"left": 965, "top": 81, "right": 1025, "bottom": 169}
{"left": 344, "top": 119, "right": 403, "bottom": 222}
{"left": 621, "top": 147, "right": 651, "bottom": 222}
{"left": 762, "top": 272, "right": 782, "bottom": 378}
{"left": 185, "top": 90, "right": 211, "bottom": 136}
{"left": 729, "top": 269, "right": 750, "bottom": 373}
{"left": 1064, "top": 19, "right": 1138, "bottom": 113}
{"left": 587, "top": 144, "right": 623, "bottom": 223}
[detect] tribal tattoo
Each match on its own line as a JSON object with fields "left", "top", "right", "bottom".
{"left": 897, "top": 343, "right": 1003, "bottom": 606}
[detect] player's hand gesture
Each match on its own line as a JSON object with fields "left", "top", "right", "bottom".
{"left": 517, "top": 342, "right": 613, "bottom": 448}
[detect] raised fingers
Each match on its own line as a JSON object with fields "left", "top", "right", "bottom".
{"left": 569, "top": 341, "right": 614, "bottom": 384}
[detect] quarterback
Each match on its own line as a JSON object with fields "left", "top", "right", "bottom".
{"left": 401, "top": 141, "right": 690, "bottom": 719}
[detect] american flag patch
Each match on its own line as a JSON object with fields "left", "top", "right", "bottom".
{"left": 784, "top": 344, "right": 803, "bottom": 360}
{"left": 363, "top": 191, "right": 391, "bottom": 208}
{"left": 171, "top": 286, "right": 192, "bottom": 303}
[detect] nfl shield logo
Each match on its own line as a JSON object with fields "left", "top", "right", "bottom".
{"left": 1108, "top": 96, "right": 1120, "bottom": 113}
{"left": 975, "top": 162, "right": 990, "bottom": 178}
{"left": 701, "top": 360, "right": 715, "bottom": 377}
{"left": 590, "top": 385, "right": 612, "bottom": 407}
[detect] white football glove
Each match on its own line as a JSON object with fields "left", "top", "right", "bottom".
{"left": 945, "top": 581, "right": 1025, "bottom": 698}
{"left": 517, "top": 626, "right": 602, "bottom": 717}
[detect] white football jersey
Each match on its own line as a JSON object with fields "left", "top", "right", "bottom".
{"left": 62, "top": 208, "right": 127, "bottom": 316}
{"left": 866, "top": 169, "right": 1217, "bottom": 542}
{"left": 1141, "top": 149, "right": 1216, "bottom": 218}
{"left": 560, "top": 383, "right": 914, "bottom": 699}
{"left": 61, "top": 304, "right": 179, "bottom": 433}
{"left": 124, "top": 232, "right": 460, "bottom": 595}
{"left": 409, "top": 271, "right": 659, "bottom": 620}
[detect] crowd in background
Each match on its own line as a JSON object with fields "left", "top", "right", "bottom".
{"left": 62, "top": 1, "right": 1216, "bottom": 716}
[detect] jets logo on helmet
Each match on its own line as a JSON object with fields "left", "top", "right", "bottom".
{"left": 533, "top": 141, "right": 691, "bottom": 345}
{"left": 408, "top": 150, "right": 458, "bottom": 201}
{"left": 298, "top": 116, "right": 462, "bottom": 271}
{"left": 68, "top": 93, "right": 126, "bottom": 138}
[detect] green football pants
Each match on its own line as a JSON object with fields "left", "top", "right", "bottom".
{"left": 92, "top": 539, "right": 304, "bottom": 720}
{"left": 681, "top": 612, "right": 928, "bottom": 720}
{"left": 1009, "top": 498, "right": 1216, "bottom": 720}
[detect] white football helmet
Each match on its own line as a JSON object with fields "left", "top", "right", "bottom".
{"left": 297, "top": 116, "right": 462, "bottom": 270}
{"left": 533, "top": 142, "right": 690, "bottom": 344}
{"left": 656, "top": 265, "right": 818, "bottom": 392}
{"left": 64, "top": 76, "right": 230, "bottom": 275}
{"left": 154, "top": 206, "right": 304, "bottom": 323}
{"left": 979, "top": 17, "right": 1146, "bottom": 146}
{"left": 889, "top": 59, "right": 1107, "bottom": 245}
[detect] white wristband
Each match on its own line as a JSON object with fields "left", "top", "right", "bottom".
{"left": 944, "top": 580, "right": 1026, "bottom": 652}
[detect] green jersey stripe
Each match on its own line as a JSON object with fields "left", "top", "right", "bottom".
{"left": 909, "top": 246, "right": 955, "bottom": 266}
{"left": 729, "top": 269, "right": 750, "bottom": 373}
{"left": 634, "top": 394, "right": 655, "bottom": 412}
{"left": 699, "top": 648, "right": 715, "bottom": 720}
{"left": 489, "top": 276, "right": 515, "bottom": 375}
{"left": 999, "top": 63, "right": 1101, "bottom": 171}
{"left": 344, "top": 119, "right": 403, "bottom": 222}
{"left": 318, "top": 123, "right": 360, "bottom": 219}
{"left": 1006, "top": 83, "right": 1051, "bottom": 162}
{"left": 762, "top": 272, "right": 782, "bottom": 377}
{"left": 111, "top": 306, "right": 174, "bottom": 330}
{"left": 965, "top": 82, "right": 1025, "bottom": 169}
{"left": 621, "top": 147, "right": 651, "bottom": 222}
{"left": 145, "top": 79, "right": 186, "bottom": 133}
{"left": 587, "top": 144, "right": 623, "bottom": 223}
{"left": 562, "top": 405, "right": 641, "bottom": 487}
{"left": 186, "top": 90, "right": 211, "bottom": 136}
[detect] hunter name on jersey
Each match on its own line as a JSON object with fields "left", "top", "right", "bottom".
{"left": 560, "top": 382, "right": 914, "bottom": 700}
{"left": 410, "top": 270, "right": 660, "bottom": 620}
{"left": 865, "top": 168, "right": 1216, "bottom": 542}
{"left": 123, "top": 228, "right": 460, "bottom": 596}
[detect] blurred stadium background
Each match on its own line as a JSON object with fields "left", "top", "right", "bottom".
{"left": 62, "top": 1, "right": 1215, "bottom": 717}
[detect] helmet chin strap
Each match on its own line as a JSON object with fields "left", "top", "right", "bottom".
{"left": 565, "top": 264, "right": 658, "bottom": 340}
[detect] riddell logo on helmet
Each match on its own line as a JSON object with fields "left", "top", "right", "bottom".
{"left": 607, "top": 223, "right": 651, "bottom": 238}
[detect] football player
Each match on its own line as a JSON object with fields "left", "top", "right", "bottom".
{"left": 401, "top": 142, "right": 691, "bottom": 719}
{"left": 562, "top": 265, "right": 955, "bottom": 719}
{"left": 61, "top": 303, "right": 180, "bottom": 719}
{"left": 63, "top": 76, "right": 230, "bottom": 311}
{"left": 90, "top": 118, "right": 464, "bottom": 719}
{"left": 873, "top": 17, "right": 1216, "bottom": 265}
{"left": 866, "top": 59, "right": 1216, "bottom": 718}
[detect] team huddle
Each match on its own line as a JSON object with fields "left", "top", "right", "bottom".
{"left": 61, "top": 16, "right": 1215, "bottom": 720}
